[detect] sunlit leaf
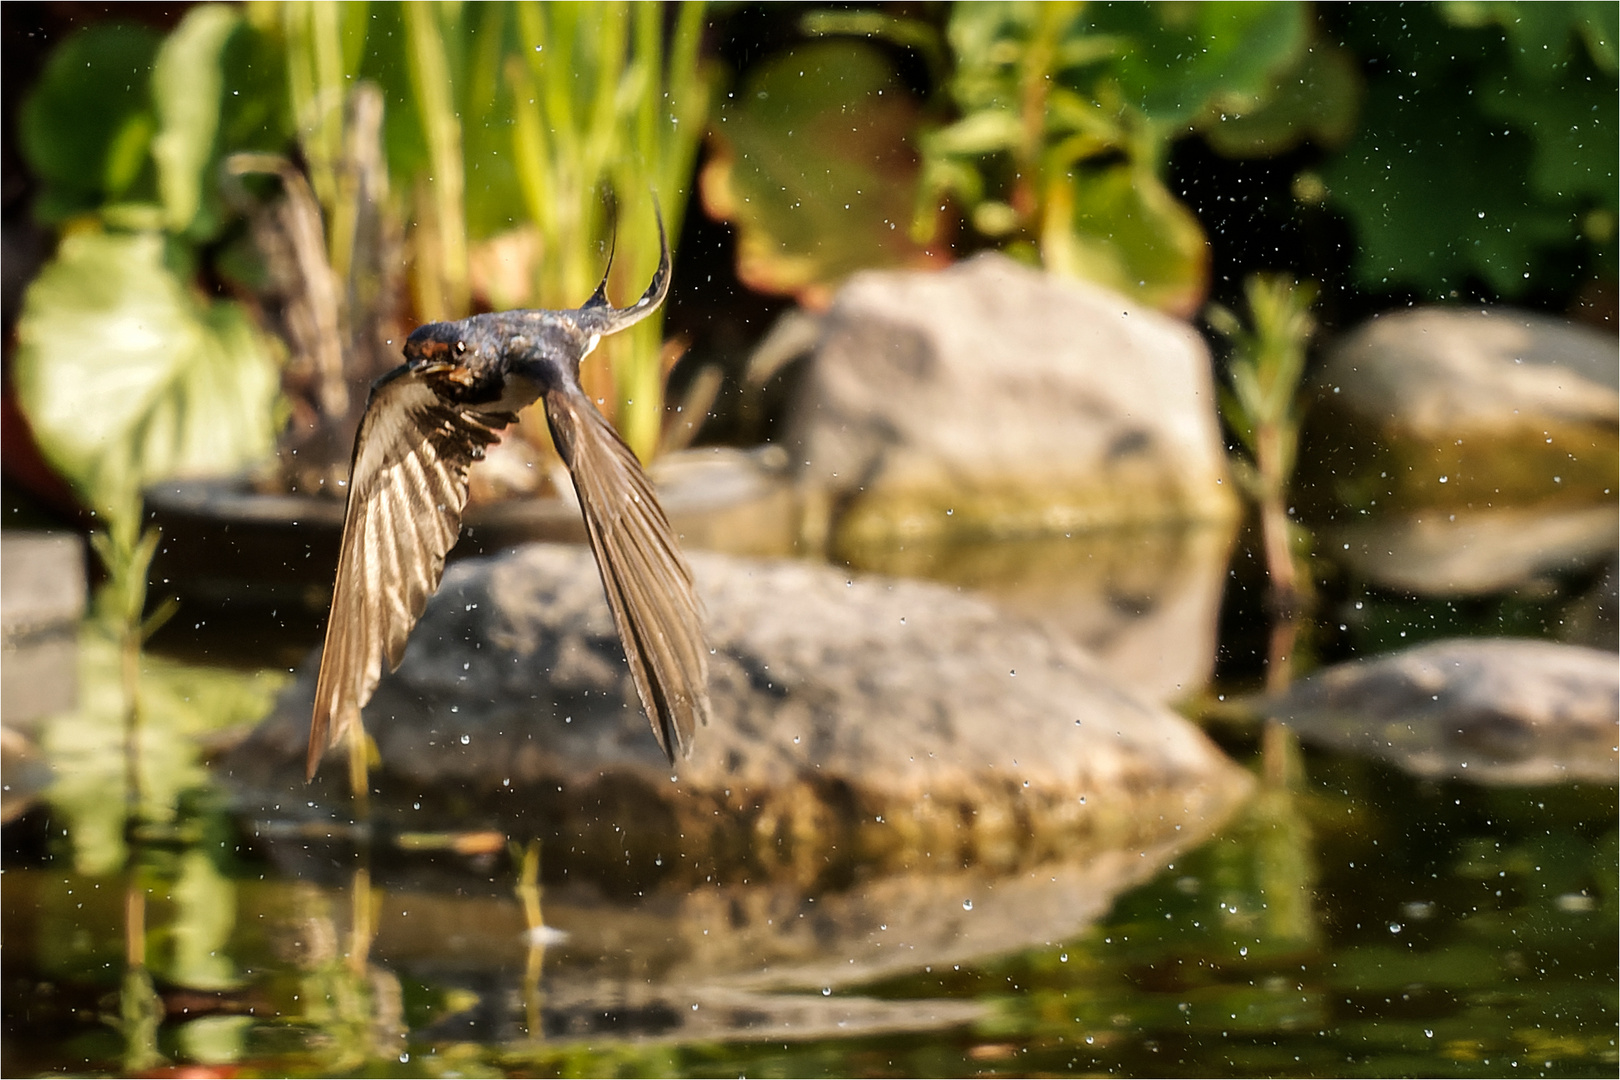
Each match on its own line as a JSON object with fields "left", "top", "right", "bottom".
{"left": 927, "top": 108, "right": 1024, "bottom": 156}
{"left": 151, "top": 4, "right": 242, "bottom": 235}
{"left": 1042, "top": 163, "right": 1209, "bottom": 317}
{"left": 13, "top": 229, "right": 283, "bottom": 520}
{"left": 700, "top": 40, "right": 947, "bottom": 306}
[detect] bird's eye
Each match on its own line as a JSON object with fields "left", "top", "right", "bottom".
{"left": 454, "top": 341, "right": 467, "bottom": 355}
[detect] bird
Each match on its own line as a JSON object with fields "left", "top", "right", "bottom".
{"left": 305, "top": 209, "right": 710, "bottom": 781}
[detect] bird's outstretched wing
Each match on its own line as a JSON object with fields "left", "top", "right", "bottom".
{"left": 545, "top": 386, "right": 711, "bottom": 761}
{"left": 307, "top": 367, "right": 513, "bottom": 779}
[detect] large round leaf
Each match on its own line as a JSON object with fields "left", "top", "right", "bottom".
{"left": 14, "top": 230, "right": 282, "bottom": 520}
{"left": 700, "top": 40, "right": 946, "bottom": 306}
{"left": 19, "top": 24, "right": 162, "bottom": 220}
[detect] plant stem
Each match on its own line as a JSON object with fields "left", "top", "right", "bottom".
{"left": 404, "top": 2, "right": 468, "bottom": 319}
{"left": 1256, "top": 421, "right": 1298, "bottom": 693}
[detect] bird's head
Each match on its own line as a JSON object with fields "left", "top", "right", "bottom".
{"left": 404, "top": 321, "right": 475, "bottom": 369}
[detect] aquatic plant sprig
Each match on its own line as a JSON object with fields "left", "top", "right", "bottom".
{"left": 1207, "top": 274, "right": 1318, "bottom": 691}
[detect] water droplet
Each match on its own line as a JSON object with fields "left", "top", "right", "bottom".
{"left": 460, "top": 734, "right": 470, "bottom": 745}
{"left": 1060, "top": 952, "right": 1068, "bottom": 962}
{"left": 962, "top": 899, "right": 974, "bottom": 911}
{"left": 821, "top": 987, "right": 832, "bottom": 996}
{"left": 1239, "top": 946, "right": 1248, "bottom": 957}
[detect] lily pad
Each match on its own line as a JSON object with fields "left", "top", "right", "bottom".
{"left": 13, "top": 230, "right": 283, "bottom": 521}
{"left": 700, "top": 40, "right": 947, "bottom": 307}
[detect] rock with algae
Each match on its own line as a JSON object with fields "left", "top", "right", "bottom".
{"left": 1304, "top": 306, "right": 1618, "bottom": 511}
{"left": 222, "top": 543, "right": 1251, "bottom": 885}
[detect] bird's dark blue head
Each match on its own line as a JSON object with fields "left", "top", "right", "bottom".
{"left": 399, "top": 201, "right": 670, "bottom": 385}
{"left": 403, "top": 321, "right": 465, "bottom": 366}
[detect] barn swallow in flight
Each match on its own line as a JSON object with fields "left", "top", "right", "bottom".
{"left": 306, "top": 209, "right": 709, "bottom": 780}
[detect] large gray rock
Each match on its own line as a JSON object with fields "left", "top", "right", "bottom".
{"left": 223, "top": 543, "right": 1250, "bottom": 882}
{"left": 1306, "top": 306, "right": 1618, "bottom": 510}
{"left": 783, "top": 254, "right": 1237, "bottom": 556}
{"left": 1267, "top": 638, "right": 1618, "bottom": 784}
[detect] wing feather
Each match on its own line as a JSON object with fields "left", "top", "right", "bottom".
{"left": 307, "top": 368, "right": 511, "bottom": 779}
{"left": 544, "top": 387, "right": 711, "bottom": 761}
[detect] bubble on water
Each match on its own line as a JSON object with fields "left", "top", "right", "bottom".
{"left": 460, "top": 734, "right": 470, "bottom": 745}
{"left": 822, "top": 987, "right": 832, "bottom": 996}
{"left": 962, "top": 899, "right": 973, "bottom": 911}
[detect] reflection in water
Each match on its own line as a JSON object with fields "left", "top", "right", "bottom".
{"left": 5, "top": 746, "right": 1615, "bottom": 1076}
{"left": 5, "top": 514, "right": 1617, "bottom": 1075}
{"left": 848, "top": 521, "right": 1236, "bottom": 702}
{"left": 120, "top": 876, "right": 162, "bottom": 1075}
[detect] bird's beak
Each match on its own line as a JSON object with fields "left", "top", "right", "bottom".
{"left": 576, "top": 202, "right": 671, "bottom": 338}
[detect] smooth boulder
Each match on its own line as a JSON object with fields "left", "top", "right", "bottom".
{"left": 782, "top": 253, "right": 1237, "bottom": 555}
{"left": 223, "top": 543, "right": 1251, "bottom": 883}
{"left": 1266, "top": 637, "right": 1618, "bottom": 784}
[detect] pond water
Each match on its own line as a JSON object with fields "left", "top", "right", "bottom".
{"left": 3, "top": 523, "right": 1616, "bottom": 1078}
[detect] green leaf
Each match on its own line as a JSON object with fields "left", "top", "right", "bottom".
{"left": 926, "top": 109, "right": 1025, "bottom": 156}
{"left": 1083, "top": 2, "right": 1309, "bottom": 126}
{"left": 1324, "top": 5, "right": 1606, "bottom": 298}
{"left": 151, "top": 4, "right": 242, "bottom": 235}
{"left": 1200, "top": 40, "right": 1363, "bottom": 157}
{"left": 20, "top": 24, "right": 162, "bottom": 219}
{"left": 1042, "top": 162, "right": 1209, "bottom": 317}
{"left": 1484, "top": 68, "right": 1617, "bottom": 210}
{"left": 13, "top": 230, "right": 282, "bottom": 522}
{"left": 700, "top": 40, "right": 945, "bottom": 305}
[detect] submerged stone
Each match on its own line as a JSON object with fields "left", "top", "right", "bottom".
{"left": 1267, "top": 637, "right": 1619, "bottom": 785}
{"left": 222, "top": 543, "right": 1250, "bottom": 885}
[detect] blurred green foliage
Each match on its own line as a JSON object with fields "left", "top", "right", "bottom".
{"left": 1327, "top": 1, "right": 1617, "bottom": 297}
{"left": 706, "top": 0, "right": 1614, "bottom": 314}
{"left": 16, "top": 6, "right": 286, "bottom": 528}
{"left": 701, "top": 38, "right": 945, "bottom": 306}
{"left": 709, "top": 1, "right": 1354, "bottom": 314}
{"left": 13, "top": 2, "right": 1615, "bottom": 516}
{"left": 15, "top": 2, "right": 711, "bottom": 529}
{"left": 249, "top": 0, "right": 713, "bottom": 460}
{"left": 15, "top": 230, "right": 283, "bottom": 526}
